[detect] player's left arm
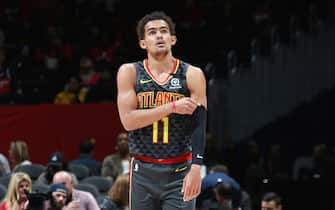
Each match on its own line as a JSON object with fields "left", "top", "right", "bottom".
{"left": 182, "top": 65, "right": 207, "bottom": 201}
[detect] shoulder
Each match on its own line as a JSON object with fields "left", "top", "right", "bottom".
{"left": 186, "top": 64, "right": 205, "bottom": 77}
{"left": 74, "top": 189, "right": 96, "bottom": 200}
{"left": 186, "top": 64, "right": 206, "bottom": 90}
{"left": 102, "top": 155, "right": 113, "bottom": 162}
{"left": 103, "top": 154, "right": 118, "bottom": 162}
{"left": 100, "top": 197, "right": 119, "bottom": 209}
{"left": 21, "top": 160, "right": 32, "bottom": 165}
{"left": 0, "top": 155, "right": 9, "bottom": 167}
{"left": 117, "top": 63, "right": 136, "bottom": 75}
{"left": 36, "top": 172, "right": 47, "bottom": 181}
{"left": 55, "top": 91, "right": 65, "bottom": 97}
{"left": 117, "top": 63, "right": 137, "bottom": 85}
{"left": 0, "top": 154, "right": 7, "bottom": 161}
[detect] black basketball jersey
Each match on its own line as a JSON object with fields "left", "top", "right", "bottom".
{"left": 128, "top": 59, "right": 195, "bottom": 160}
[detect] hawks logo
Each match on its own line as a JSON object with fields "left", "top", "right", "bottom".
{"left": 169, "top": 78, "right": 181, "bottom": 89}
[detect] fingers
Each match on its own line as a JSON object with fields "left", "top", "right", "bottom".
{"left": 182, "top": 175, "right": 200, "bottom": 202}
{"left": 185, "top": 101, "right": 197, "bottom": 114}
{"left": 183, "top": 187, "right": 200, "bottom": 202}
{"left": 188, "top": 98, "right": 199, "bottom": 106}
{"left": 175, "top": 97, "right": 199, "bottom": 115}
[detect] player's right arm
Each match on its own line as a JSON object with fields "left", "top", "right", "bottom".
{"left": 117, "top": 63, "right": 197, "bottom": 131}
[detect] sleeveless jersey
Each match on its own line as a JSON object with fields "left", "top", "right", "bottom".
{"left": 128, "top": 59, "right": 195, "bottom": 160}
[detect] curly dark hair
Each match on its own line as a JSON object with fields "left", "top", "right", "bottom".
{"left": 136, "top": 11, "right": 176, "bottom": 40}
{"left": 262, "top": 192, "right": 282, "bottom": 206}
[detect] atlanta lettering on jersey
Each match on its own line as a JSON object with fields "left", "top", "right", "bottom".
{"left": 137, "top": 91, "right": 185, "bottom": 108}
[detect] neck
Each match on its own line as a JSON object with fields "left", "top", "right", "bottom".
{"left": 119, "top": 152, "right": 129, "bottom": 159}
{"left": 147, "top": 54, "right": 175, "bottom": 73}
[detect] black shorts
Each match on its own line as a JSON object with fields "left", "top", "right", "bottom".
{"left": 129, "top": 157, "right": 196, "bottom": 210}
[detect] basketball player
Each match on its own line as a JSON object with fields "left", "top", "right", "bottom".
{"left": 117, "top": 11, "right": 207, "bottom": 210}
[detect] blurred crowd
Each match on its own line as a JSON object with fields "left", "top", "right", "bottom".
{"left": 0, "top": 0, "right": 331, "bottom": 104}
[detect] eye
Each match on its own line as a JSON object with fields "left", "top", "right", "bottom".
{"left": 160, "top": 28, "right": 169, "bottom": 34}
{"left": 148, "top": 30, "right": 156, "bottom": 35}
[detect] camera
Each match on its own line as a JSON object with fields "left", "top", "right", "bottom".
{"left": 25, "top": 190, "right": 49, "bottom": 210}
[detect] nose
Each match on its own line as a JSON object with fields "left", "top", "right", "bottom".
{"left": 156, "top": 31, "right": 163, "bottom": 38}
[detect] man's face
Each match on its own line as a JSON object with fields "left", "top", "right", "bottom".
{"left": 52, "top": 191, "right": 67, "bottom": 209}
{"left": 117, "top": 133, "right": 129, "bottom": 154}
{"left": 53, "top": 175, "right": 73, "bottom": 196}
{"left": 140, "top": 20, "right": 176, "bottom": 57}
{"left": 261, "top": 201, "right": 282, "bottom": 210}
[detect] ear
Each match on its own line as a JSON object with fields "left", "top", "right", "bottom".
{"left": 171, "top": 35, "right": 177, "bottom": 46}
{"left": 139, "top": 40, "right": 146, "bottom": 49}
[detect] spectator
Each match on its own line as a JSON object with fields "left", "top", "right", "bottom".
{"left": 101, "top": 132, "right": 130, "bottom": 181}
{"left": 213, "top": 183, "right": 241, "bottom": 210}
{"left": 311, "top": 144, "right": 335, "bottom": 181}
{"left": 36, "top": 151, "right": 78, "bottom": 185}
{"left": 44, "top": 183, "right": 68, "bottom": 210}
{"left": 69, "top": 138, "right": 101, "bottom": 176}
{"left": 9, "top": 140, "right": 31, "bottom": 171}
{"left": 209, "top": 164, "right": 229, "bottom": 174}
{"left": 261, "top": 192, "right": 282, "bottom": 210}
{"left": 201, "top": 164, "right": 240, "bottom": 191}
{"left": 0, "top": 153, "right": 11, "bottom": 176}
{"left": 79, "top": 56, "right": 100, "bottom": 90}
{"left": 243, "top": 141, "right": 265, "bottom": 209}
{"left": 54, "top": 76, "right": 86, "bottom": 104}
{"left": 0, "top": 172, "right": 32, "bottom": 210}
{"left": 52, "top": 171, "right": 100, "bottom": 210}
{"left": 198, "top": 164, "right": 251, "bottom": 210}
{"left": 99, "top": 174, "right": 129, "bottom": 210}
{"left": 265, "top": 144, "right": 289, "bottom": 183}
{"left": 84, "top": 69, "right": 116, "bottom": 103}
{"left": 0, "top": 47, "right": 12, "bottom": 103}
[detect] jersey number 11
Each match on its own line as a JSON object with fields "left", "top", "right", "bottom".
{"left": 152, "top": 117, "right": 169, "bottom": 144}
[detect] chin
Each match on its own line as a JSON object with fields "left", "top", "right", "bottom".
{"left": 154, "top": 50, "right": 168, "bottom": 57}
{"left": 20, "top": 194, "right": 28, "bottom": 200}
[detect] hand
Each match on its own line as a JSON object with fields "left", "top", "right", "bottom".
{"left": 22, "top": 200, "right": 29, "bottom": 210}
{"left": 174, "top": 97, "right": 198, "bottom": 115}
{"left": 182, "top": 164, "right": 202, "bottom": 201}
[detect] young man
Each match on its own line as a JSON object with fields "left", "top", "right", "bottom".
{"left": 101, "top": 132, "right": 130, "bottom": 181}
{"left": 47, "top": 183, "right": 68, "bottom": 210}
{"left": 52, "top": 171, "right": 100, "bottom": 210}
{"left": 117, "top": 11, "right": 207, "bottom": 210}
{"left": 261, "top": 192, "right": 282, "bottom": 210}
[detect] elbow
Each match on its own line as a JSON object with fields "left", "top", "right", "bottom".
{"left": 123, "top": 124, "right": 134, "bottom": 131}
{"left": 121, "top": 119, "right": 136, "bottom": 131}
{"left": 121, "top": 122, "right": 133, "bottom": 131}
{"left": 119, "top": 112, "right": 136, "bottom": 131}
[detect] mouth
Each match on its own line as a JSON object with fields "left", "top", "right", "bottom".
{"left": 156, "top": 41, "right": 165, "bottom": 47}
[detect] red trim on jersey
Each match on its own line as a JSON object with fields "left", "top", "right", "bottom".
{"left": 143, "top": 58, "right": 179, "bottom": 85}
{"left": 132, "top": 152, "right": 191, "bottom": 164}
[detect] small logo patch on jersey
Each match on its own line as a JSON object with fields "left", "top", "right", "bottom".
{"left": 134, "top": 163, "right": 139, "bottom": 172}
{"left": 169, "top": 78, "right": 182, "bottom": 89}
{"left": 196, "top": 154, "right": 203, "bottom": 159}
{"left": 175, "top": 166, "right": 188, "bottom": 173}
{"left": 140, "top": 79, "right": 152, "bottom": 84}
